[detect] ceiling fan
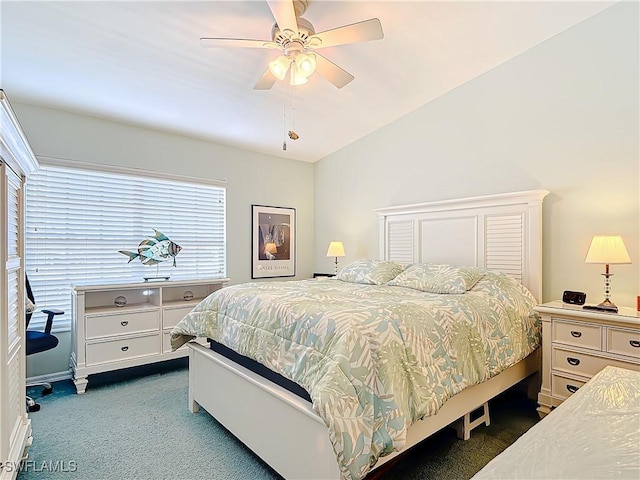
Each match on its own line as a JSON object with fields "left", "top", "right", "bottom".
{"left": 200, "top": 0, "right": 384, "bottom": 90}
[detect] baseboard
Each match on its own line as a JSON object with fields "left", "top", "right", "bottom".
{"left": 26, "top": 369, "right": 72, "bottom": 385}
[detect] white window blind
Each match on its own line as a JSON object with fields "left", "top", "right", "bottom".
{"left": 25, "top": 162, "right": 226, "bottom": 332}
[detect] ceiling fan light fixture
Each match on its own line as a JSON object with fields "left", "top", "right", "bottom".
{"left": 268, "top": 55, "right": 291, "bottom": 80}
{"left": 296, "top": 53, "right": 316, "bottom": 76}
{"left": 289, "top": 61, "right": 308, "bottom": 86}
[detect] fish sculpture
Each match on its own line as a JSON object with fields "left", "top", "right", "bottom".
{"left": 118, "top": 229, "right": 182, "bottom": 267}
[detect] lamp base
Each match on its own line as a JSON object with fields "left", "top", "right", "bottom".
{"left": 596, "top": 298, "right": 618, "bottom": 312}
{"left": 583, "top": 304, "right": 618, "bottom": 313}
{"left": 583, "top": 298, "right": 618, "bottom": 313}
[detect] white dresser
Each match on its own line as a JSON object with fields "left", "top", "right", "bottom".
{"left": 536, "top": 300, "right": 640, "bottom": 417}
{"left": 71, "top": 278, "right": 227, "bottom": 393}
{"left": 0, "top": 91, "right": 39, "bottom": 480}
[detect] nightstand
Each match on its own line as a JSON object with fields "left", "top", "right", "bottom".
{"left": 535, "top": 300, "right": 640, "bottom": 417}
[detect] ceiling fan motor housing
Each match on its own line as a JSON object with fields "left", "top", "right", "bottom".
{"left": 271, "top": 17, "right": 316, "bottom": 57}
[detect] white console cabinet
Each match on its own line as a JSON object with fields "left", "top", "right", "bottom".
{"left": 71, "top": 278, "right": 227, "bottom": 393}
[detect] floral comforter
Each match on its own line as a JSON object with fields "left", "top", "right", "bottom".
{"left": 170, "top": 272, "right": 539, "bottom": 480}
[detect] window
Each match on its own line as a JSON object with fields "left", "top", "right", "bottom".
{"left": 25, "top": 159, "right": 226, "bottom": 332}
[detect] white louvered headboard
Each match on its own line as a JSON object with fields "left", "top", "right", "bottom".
{"left": 375, "top": 190, "right": 549, "bottom": 302}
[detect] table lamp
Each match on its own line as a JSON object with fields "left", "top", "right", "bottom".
{"left": 326, "top": 241, "right": 345, "bottom": 274}
{"left": 584, "top": 235, "right": 631, "bottom": 311}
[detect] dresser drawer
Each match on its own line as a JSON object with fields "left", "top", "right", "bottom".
{"left": 553, "top": 320, "right": 601, "bottom": 350}
{"left": 85, "top": 310, "right": 159, "bottom": 339}
{"left": 607, "top": 328, "right": 640, "bottom": 358}
{"left": 162, "top": 306, "right": 194, "bottom": 329}
{"left": 86, "top": 334, "right": 160, "bottom": 366}
{"left": 551, "top": 374, "right": 586, "bottom": 401}
{"left": 552, "top": 347, "right": 635, "bottom": 377}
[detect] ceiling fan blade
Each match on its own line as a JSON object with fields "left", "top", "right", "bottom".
{"left": 314, "top": 54, "right": 354, "bottom": 89}
{"left": 266, "top": 0, "right": 298, "bottom": 35}
{"left": 200, "top": 37, "right": 279, "bottom": 49}
{"left": 253, "top": 68, "right": 278, "bottom": 90}
{"left": 308, "top": 18, "right": 383, "bottom": 49}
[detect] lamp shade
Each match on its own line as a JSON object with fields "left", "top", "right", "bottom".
{"left": 296, "top": 53, "right": 316, "bottom": 76}
{"left": 585, "top": 235, "right": 631, "bottom": 264}
{"left": 289, "top": 61, "right": 308, "bottom": 86}
{"left": 269, "top": 53, "right": 316, "bottom": 85}
{"left": 326, "top": 241, "right": 345, "bottom": 257}
{"left": 268, "top": 55, "right": 291, "bottom": 80}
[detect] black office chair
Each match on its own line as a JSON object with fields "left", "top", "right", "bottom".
{"left": 25, "top": 275, "right": 63, "bottom": 412}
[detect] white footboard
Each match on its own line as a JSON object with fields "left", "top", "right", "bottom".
{"left": 188, "top": 341, "right": 540, "bottom": 480}
{"left": 188, "top": 342, "right": 341, "bottom": 480}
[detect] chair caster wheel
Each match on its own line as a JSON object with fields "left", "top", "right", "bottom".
{"left": 42, "top": 386, "right": 53, "bottom": 395}
{"left": 28, "top": 403, "right": 41, "bottom": 413}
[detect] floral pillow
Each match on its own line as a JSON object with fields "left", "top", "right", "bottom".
{"left": 388, "top": 263, "right": 485, "bottom": 294}
{"left": 336, "top": 259, "right": 407, "bottom": 285}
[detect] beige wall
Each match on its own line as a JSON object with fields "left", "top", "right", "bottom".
{"left": 14, "top": 103, "right": 314, "bottom": 378}
{"left": 314, "top": 2, "right": 639, "bottom": 307}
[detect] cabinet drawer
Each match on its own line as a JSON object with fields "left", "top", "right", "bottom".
{"left": 552, "top": 347, "right": 637, "bottom": 377}
{"left": 86, "top": 334, "right": 160, "bottom": 366}
{"left": 551, "top": 374, "right": 586, "bottom": 401}
{"left": 607, "top": 328, "right": 640, "bottom": 359}
{"left": 162, "top": 306, "right": 194, "bottom": 329}
{"left": 85, "top": 310, "right": 159, "bottom": 339}
{"left": 553, "top": 320, "right": 601, "bottom": 350}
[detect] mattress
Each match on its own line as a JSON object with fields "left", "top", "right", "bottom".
{"left": 208, "top": 339, "right": 312, "bottom": 402}
{"left": 171, "top": 268, "right": 540, "bottom": 480}
{"left": 472, "top": 365, "right": 640, "bottom": 479}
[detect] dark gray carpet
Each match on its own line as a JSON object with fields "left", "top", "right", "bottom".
{"left": 20, "top": 360, "right": 539, "bottom": 479}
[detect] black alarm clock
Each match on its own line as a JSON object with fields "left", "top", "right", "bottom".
{"left": 562, "top": 290, "right": 586, "bottom": 305}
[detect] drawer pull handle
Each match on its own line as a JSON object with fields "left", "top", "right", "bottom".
{"left": 566, "top": 357, "right": 580, "bottom": 366}
{"left": 566, "top": 384, "right": 579, "bottom": 394}
{"left": 630, "top": 340, "right": 640, "bottom": 348}
{"left": 121, "top": 321, "right": 129, "bottom": 326}
{"left": 121, "top": 346, "right": 129, "bottom": 352}
{"left": 570, "top": 331, "right": 582, "bottom": 338}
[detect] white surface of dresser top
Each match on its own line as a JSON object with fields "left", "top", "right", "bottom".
{"left": 73, "top": 278, "right": 230, "bottom": 292}
{"left": 535, "top": 300, "right": 640, "bottom": 326}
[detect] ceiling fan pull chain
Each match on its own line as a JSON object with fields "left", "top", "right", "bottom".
{"left": 282, "top": 83, "right": 289, "bottom": 151}
{"left": 282, "top": 100, "right": 287, "bottom": 151}
{"left": 286, "top": 84, "right": 299, "bottom": 141}
{"left": 292, "top": 85, "right": 296, "bottom": 133}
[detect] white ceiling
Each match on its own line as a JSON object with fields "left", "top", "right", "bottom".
{"left": 1, "top": 1, "right": 614, "bottom": 162}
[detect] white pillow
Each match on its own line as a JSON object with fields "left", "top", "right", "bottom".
{"left": 336, "top": 259, "right": 406, "bottom": 285}
{"left": 388, "top": 263, "right": 484, "bottom": 294}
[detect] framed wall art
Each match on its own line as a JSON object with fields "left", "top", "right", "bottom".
{"left": 252, "top": 205, "right": 296, "bottom": 279}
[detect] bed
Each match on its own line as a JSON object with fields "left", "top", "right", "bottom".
{"left": 472, "top": 365, "right": 640, "bottom": 479}
{"left": 171, "top": 189, "right": 549, "bottom": 480}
